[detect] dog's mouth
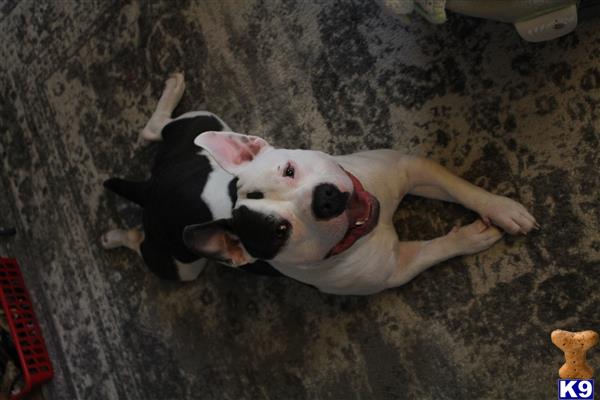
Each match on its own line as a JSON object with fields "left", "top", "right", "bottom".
{"left": 326, "top": 169, "right": 380, "bottom": 258}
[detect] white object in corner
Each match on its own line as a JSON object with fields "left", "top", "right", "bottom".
{"left": 515, "top": 5, "right": 578, "bottom": 42}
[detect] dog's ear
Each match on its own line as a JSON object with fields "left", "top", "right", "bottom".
{"left": 183, "top": 219, "right": 254, "bottom": 267}
{"left": 194, "top": 131, "right": 273, "bottom": 175}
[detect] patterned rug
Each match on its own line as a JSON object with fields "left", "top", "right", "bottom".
{"left": 0, "top": 1, "right": 599, "bottom": 399}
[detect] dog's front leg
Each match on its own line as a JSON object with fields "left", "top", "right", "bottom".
{"left": 400, "top": 156, "right": 538, "bottom": 234}
{"left": 386, "top": 220, "right": 502, "bottom": 288}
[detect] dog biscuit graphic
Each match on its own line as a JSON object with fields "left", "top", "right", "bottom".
{"left": 551, "top": 329, "right": 598, "bottom": 379}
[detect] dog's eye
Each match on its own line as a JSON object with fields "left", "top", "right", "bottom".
{"left": 246, "top": 191, "right": 264, "bottom": 199}
{"left": 275, "top": 222, "right": 290, "bottom": 239}
{"left": 283, "top": 163, "right": 295, "bottom": 178}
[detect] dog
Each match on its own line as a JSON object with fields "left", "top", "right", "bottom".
{"left": 102, "top": 73, "right": 538, "bottom": 295}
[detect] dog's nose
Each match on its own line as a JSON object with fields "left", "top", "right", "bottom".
{"left": 312, "top": 183, "right": 349, "bottom": 220}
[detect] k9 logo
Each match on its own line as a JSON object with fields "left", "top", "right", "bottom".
{"left": 558, "top": 380, "right": 594, "bottom": 399}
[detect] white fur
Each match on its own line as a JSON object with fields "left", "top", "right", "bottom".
{"left": 175, "top": 259, "right": 208, "bottom": 281}
{"left": 199, "top": 150, "right": 236, "bottom": 220}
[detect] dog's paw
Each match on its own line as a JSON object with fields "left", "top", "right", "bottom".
{"left": 100, "top": 229, "right": 129, "bottom": 250}
{"left": 101, "top": 230, "right": 123, "bottom": 249}
{"left": 447, "top": 220, "right": 503, "bottom": 256}
{"left": 477, "top": 194, "right": 539, "bottom": 235}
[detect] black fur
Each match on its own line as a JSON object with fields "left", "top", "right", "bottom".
{"left": 246, "top": 191, "right": 264, "bottom": 199}
{"left": 105, "top": 115, "right": 282, "bottom": 280}
{"left": 228, "top": 177, "right": 239, "bottom": 208}
{"left": 231, "top": 206, "right": 291, "bottom": 260}
{"left": 103, "top": 178, "right": 150, "bottom": 206}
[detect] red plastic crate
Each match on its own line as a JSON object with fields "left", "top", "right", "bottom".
{"left": 0, "top": 258, "right": 53, "bottom": 399}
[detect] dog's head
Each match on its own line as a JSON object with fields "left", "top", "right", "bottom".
{"left": 183, "top": 131, "right": 379, "bottom": 267}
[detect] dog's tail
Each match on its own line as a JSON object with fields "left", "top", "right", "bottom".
{"left": 103, "top": 178, "right": 150, "bottom": 207}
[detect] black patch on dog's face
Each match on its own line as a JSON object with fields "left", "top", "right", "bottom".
{"left": 231, "top": 206, "right": 291, "bottom": 260}
{"left": 246, "top": 191, "right": 264, "bottom": 199}
{"left": 228, "top": 177, "right": 239, "bottom": 207}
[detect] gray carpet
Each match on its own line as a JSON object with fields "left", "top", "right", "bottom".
{"left": 1, "top": 1, "right": 599, "bottom": 399}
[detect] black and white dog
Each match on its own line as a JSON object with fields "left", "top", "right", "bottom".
{"left": 103, "top": 74, "right": 538, "bottom": 295}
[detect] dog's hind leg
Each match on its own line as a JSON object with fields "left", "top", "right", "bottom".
{"left": 101, "top": 228, "right": 144, "bottom": 255}
{"left": 139, "top": 73, "right": 186, "bottom": 143}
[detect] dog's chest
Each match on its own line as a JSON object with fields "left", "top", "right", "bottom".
{"left": 271, "top": 227, "right": 398, "bottom": 294}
